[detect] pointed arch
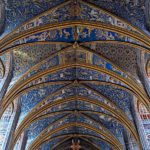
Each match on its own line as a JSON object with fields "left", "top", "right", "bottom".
{"left": 13, "top": 96, "right": 141, "bottom": 148}
{"left": 1, "top": 63, "right": 150, "bottom": 117}
{"left": 0, "top": 21, "right": 150, "bottom": 53}
{"left": 27, "top": 122, "right": 123, "bottom": 150}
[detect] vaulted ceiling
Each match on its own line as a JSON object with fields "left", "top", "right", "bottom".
{"left": 0, "top": 0, "right": 150, "bottom": 150}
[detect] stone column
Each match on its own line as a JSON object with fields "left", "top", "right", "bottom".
{"left": 123, "top": 130, "right": 140, "bottom": 150}
{"left": 5, "top": 99, "right": 21, "bottom": 150}
{"left": 130, "top": 96, "right": 149, "bottom": 150}
{"left": 117, "top": 131, "right": 127, "bottom": 150}
{"left": 13, "top": 131, "right": 28, "bottom": 150}
{"left": 137, "top": 51, "right": 150, "bottom": 99}
{"left": 0, "top": 52, "right": 13, "bottom": 101}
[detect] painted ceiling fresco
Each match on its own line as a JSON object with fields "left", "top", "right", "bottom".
{"left": 0, "top": 0, "right": 150, "bottom": 150}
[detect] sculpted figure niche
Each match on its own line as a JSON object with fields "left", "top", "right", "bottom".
{"left": 145, "top": 0, "right": 150, "bottom": 31}
{"left": 0, "top": 0, "right": 5, "bottom": 34}
{"left": 0, "top": 59, "right": 4, "bottom": 79}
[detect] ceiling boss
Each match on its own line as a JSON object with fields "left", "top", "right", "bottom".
{"left": 71, "top": 139, "right": 81, "bottom": 150}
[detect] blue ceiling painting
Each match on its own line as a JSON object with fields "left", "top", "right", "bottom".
{"left": 24, "top": 113, "right": 122, "bottom": 149}
{"left": 40, "top": 137, "right": 68, "bottom": 150}
{"left": 12, "top": 43, "right": 70, "bottom": 78}
{"left": 81, "top": 42, "right": 139, "bottom": 77}
{"left": 85, "top": 137, "right": 111, "bottom": 150}
{"left": 0, "top": 53, "right": 11, "bottom": 91}
{"left": 0, "top": 0, "right": 150, "bottom": 150}
{"left": 25, "top": 113, "right": 69, "bottom": 150}
{"left": 86, "top": 0, "right": 146, "bottom": 31}
{"left": 2, "top": 0, "right": 66, "bottom": 38}
{"left": 17, "top": 83, "right": 67, "bottom": 126}
{"left": 84, "top": 83, "right": 132, "bottom": 111}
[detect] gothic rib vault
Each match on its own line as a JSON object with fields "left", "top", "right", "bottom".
{"left": 0, "top": 0, "right": 150, "bottom": 150}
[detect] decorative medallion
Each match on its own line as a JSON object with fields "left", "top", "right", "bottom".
{"left": 70, "top": 0, "right": 81, "bottom": 17}
{"left": 71, "top": 139, "right": 81, "bottom": 150}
